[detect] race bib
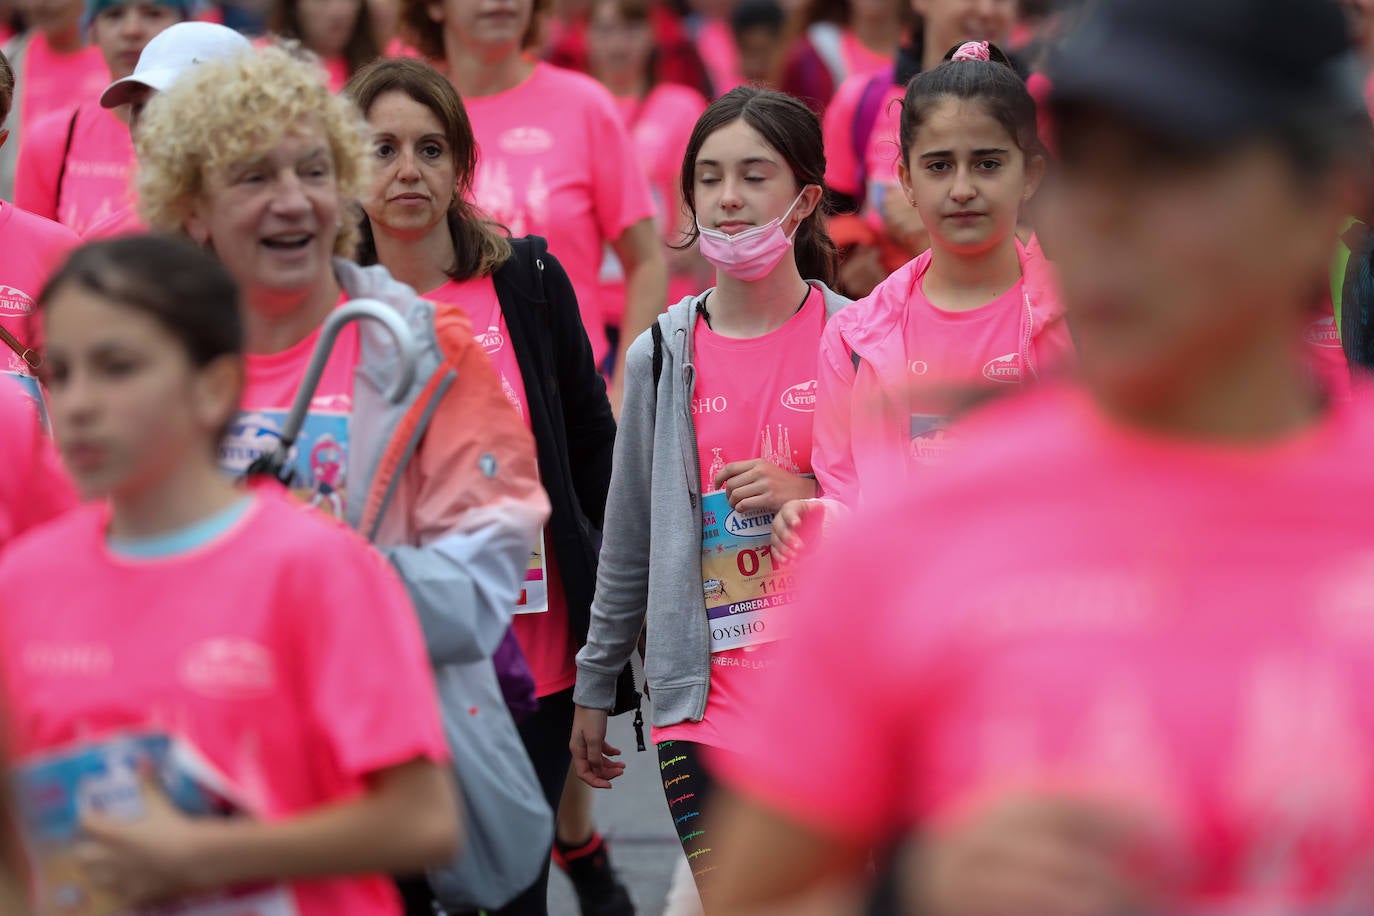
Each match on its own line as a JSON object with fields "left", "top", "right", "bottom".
{"left": 515, "top": 532, "right": 548, "bottom": 614}
{"left": 15, "top": 732, "right": 299, "bottom": 916}
{"left": 910, "top": 414, "right": 954, "bottom": 467}
{"left": 701, "top": 490, "right": 795, "bottom": 652}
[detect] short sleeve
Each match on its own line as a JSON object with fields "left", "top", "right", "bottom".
{"left": 823, "top": 74, "right": 867, "bottom": 197}
{"left": 709, "top": 505, "right": 918, "bottom": 845}
{"left": 287, "top": 528, "right": 450, "bottom": 778}
{"left": 587, "top": 84, "right": 657, "bottom": 244}
{"left": 13, "top": 106, "right": 72, "bottom": 222}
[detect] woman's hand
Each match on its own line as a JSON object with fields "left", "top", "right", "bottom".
{"left": 911, "top": 793, "right": 1149, "bottom": 916}
{"left": 571, "top": 705, "right": 626, "bottom": 789}
{"left": 880, "top": 185, "right": 928, "bottom": 256}
{"left": 836, "top": 244, "right": 888, "bottom": 299}
{"left": 771, "top": 498, "right": 823, "bottom": 566}
{"left": 714, "top": 460, "right": 817, "bottom": 514}
{"left": 74, "top": 775, "right": 209, "bottom": 907}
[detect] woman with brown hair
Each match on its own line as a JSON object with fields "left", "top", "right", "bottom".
{"left": 586, "top": 0, "right": 710, "bottom": 330}
{"left": 347, "top": 57, "right": 633, "bottom": 916}
{"left": 400, "top": 0, "right": 666, "bottom": 412}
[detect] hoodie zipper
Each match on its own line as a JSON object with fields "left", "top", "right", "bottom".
{"left": 679, "top": 320, "right": 712, "bottom": 724}
{"left": 1020, "top": 289, "right": 1038, "bottom": 383}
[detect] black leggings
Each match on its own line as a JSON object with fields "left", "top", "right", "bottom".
{"left": 398, "top": 687, "right": 574, "bottom": 916}
{"left": 658, "top": 740, "right": 720, "bottom": 889}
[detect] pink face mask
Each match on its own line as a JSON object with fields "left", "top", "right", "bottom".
{"left": 697, "top": 189, "right": 812, "bottom": 282}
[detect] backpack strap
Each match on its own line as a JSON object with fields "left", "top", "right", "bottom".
{"left": 54, "top": 106, "right": 80, "bottom": 218}
{"left": 650, "top": 321, "right": 664, "bottom": 389}
{"left": 0, "top": 324, "right": 40, "bottom": 370}
{"left": 852, "top": 68, "right": 892, "bottom": 195}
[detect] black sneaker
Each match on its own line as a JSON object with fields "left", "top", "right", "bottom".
{"left": 553, "top": 833, "right": 636, "bottom": 916}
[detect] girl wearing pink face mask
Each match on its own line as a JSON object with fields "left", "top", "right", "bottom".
{"left": 569, "top": 86, "right": 850, "bottom": 904}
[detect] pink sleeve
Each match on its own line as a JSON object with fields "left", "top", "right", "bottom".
{"left": 710, "top": 512, "right": 913, "bottom": 844}
{"left": 588, "top": 87, "right": 658, "bottom": 243}
{"left": 13, "top": 108, "right": 70, "bottom": 222}
{"left": 812, "top": 318, "right": 861, "bottom": 506}
{"left": 288, "top": 531, "right": 450, "bottom": 777}
{"left": 0, "top": 379, "right": 77, "bottom": 544}
{"left": 822, "top": 75, "right": 865, "bottom": 197}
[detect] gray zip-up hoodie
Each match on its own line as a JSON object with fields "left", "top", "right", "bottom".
{"left": 574, "top": 283, "right": 850, "bottom": 727}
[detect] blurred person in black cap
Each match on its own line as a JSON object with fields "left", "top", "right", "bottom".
{"left": 696, "top": 0, "right": 1374, "bottom": 914}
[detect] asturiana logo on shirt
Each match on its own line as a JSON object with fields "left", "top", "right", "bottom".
{"left": 1306, "top": 316, "right": 1342, "bottom": 349}
{"left": 780, "top": 379, "right": 817, "bottom": 412}
{"left": 0, "top": 285, "right": 35, "bottom": 315}
{"left": 723, "top": 507, "right": 772, "bottom": 539}
{"left": 982, "top": 353, "right": 1021, "bottom": 384}
{"left": 498, "top": 126, "right": 555, "bottom": 155}
{"left": 477, "top": 325, "right": 504, "bottom": 354}
{"left": 179, "top": 638, "right": 278, "bottom": 700}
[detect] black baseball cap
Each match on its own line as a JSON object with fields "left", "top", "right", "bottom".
{"left": 1048, "top": 0, "right": 1367, "bottom": 144}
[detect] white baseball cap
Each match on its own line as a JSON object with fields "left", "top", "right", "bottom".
{"left": 100, "top": 21, "right": 252, "bottom": 109}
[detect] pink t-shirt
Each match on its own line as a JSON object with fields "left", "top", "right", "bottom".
{"left": 904, "top": 278, "right": 1024, "bottom": 466}
{"left": 718, "top": 384, "right": 1374, "bottom": 907}
{"left": 424, "top": 277, "right": 576, "bottom": 696}
{"left": 15, "top": 33, "right": 107, "bottom": 132}
{"left": 465, "top": 63, "right": 657, "bottom": 366}
{"left": 221, "top": 315, "right": 361, "bottom": 520}
{"left": 822, "top": 71, "right": 904, "bottom": 204}
{"left": 693, "top": 17, "right": 741, "bottom": 97}
{"left": 15, "top": 104, "right": 135, "bottom": 236}
{"left": 600, "top": 83, "right": 709, "bottom": 323}
{"left": 0, "top": 200, "right": 81, "bottom": 377}
{"left": 654, "top": 287, "right": 824, "bottom": 749}
{"left": 0, "top": 491, "right": 449, "bottom": 916}
{"left": 840, "top": 30, "right": 891, "bottom": 78}
{"left": 0, "top": 374, "right": 76, "bottom": 546}
{"left": 80, "top": 201, "right": 146, "bottom": 240}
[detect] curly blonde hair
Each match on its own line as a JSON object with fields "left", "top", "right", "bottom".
{"left": 136, "top": 44, "right": 371, "bottom": 257}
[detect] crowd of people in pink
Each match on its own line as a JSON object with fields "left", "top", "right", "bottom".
{"left": 6, "top": 0, "right": 1374, "bottom": 913}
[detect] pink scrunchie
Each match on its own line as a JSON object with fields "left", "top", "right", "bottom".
{"left": 952, "top": 40, "right": 991, "bottom": 62}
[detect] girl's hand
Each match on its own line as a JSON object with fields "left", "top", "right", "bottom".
{"left": 881, "top": 185, "right": 929, "bottom": 256}
{"left": 911, "top": 793, "right": 1150, "bottom": 916}
{"left": 571, "top": 705, "right": 626, "bottom": 789}
{"left": 74, "top": 774, "right": 212, "bottom": 907}
{"left": 772, "top": 498, "right": 822, "bottom": 566}
{"left": 714, "top": 460, "right": 817, "bottom": 514}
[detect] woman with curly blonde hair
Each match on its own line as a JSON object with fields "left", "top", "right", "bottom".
{"left": 136, "top": 44, "right": 557, "bottom": 915}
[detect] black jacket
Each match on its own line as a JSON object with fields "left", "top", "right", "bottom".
{"left": 492, "top": 236, "right": 639, "bottom": 714}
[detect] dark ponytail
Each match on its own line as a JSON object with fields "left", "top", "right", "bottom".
{"left": 899, "top": 41, "right": 1043, "bottom": 164}
{"left": 678, "top": 86, "right": 836, "bottom": 287}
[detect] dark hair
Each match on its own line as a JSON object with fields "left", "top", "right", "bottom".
{"left": 899, "top": 41, "right": 1043, "bottom": 164}
{"left": 731, "top": 0, "right": 784, "bottom": 39}
{"left": 589, "top": 0, "right": 661, "bottom": 88}
{"left": 0, "top": 50, "right": 12, "bottom": 125}
{"left": 346, "top": 58, "right": 513, "bottom": 280}
{"left": 271, "top": 0, "right": 381, "bottom": 79}
{"left": 678, "top": 86, "right": 836, "bottom": 285}
{"left": 39, "top": 235, "right": 243, "bottom": 369}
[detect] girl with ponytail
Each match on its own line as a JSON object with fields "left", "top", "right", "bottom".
{"left": 774, "top": 40, "right": 1073, "bottom": 561}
